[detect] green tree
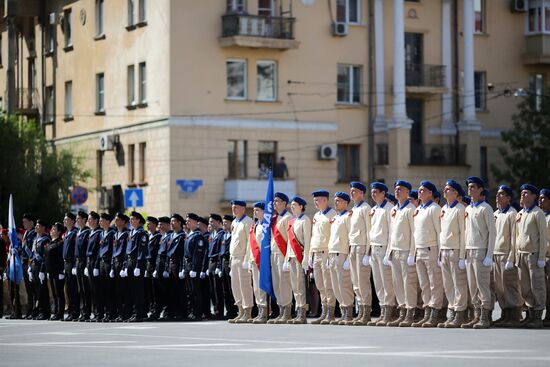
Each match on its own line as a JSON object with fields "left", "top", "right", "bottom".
{"left": 0, "top": 116, "right": 90, "bottom": 226}
{"left": 491, "top": 94, "right": 550, "bottom": 191}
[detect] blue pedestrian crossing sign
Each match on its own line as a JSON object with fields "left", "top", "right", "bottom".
{"left": 124, "top": 188, "right": 144, "bottom": 208}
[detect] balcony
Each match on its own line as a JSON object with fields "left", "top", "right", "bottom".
{"left": 405, "top": 64, "right": 447, "bottom": 94}
{"left": 522, "top": 34, "right": 550, "bottom": 65}
{"left": 219, "top": 14, "right": 299, "bottom": 50}
{"left": 11, "top": 88, "right": 40, "bottom": 116}
{"left": 410, "top": 144, "right": 466, "bottom": 166}
{"left": 224, "top": 179, "right": 296, "bottom": 202}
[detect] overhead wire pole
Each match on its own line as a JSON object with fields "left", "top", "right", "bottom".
{"left": 367, "top": 0, "right": 375, "bottom": 184}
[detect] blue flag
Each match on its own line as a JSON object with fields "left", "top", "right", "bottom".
{"left": 259, "top": 170, "right": 276, "bottom": 300}
{"left": 8, "top": 195, "right": 23, "bottom": 284}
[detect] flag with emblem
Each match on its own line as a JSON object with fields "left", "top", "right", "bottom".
{"left": 8, "top": 195, "right": 23, "bottom": 284}
{"left": 259, "top": 170, "right": 276, "bottom": 300}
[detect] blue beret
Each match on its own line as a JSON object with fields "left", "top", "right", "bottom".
{"left": 312, "top": 190, "right": 329, "bottom": 198}
{"left": 349, "top": 181, "right": 367, "bottom": 193}
{"left": 231, "top": 200, "right": 247, "bottom": 207}
{"left": 394, "top": 180, "right": 412, "bottom": 191}
{"left": 408, "top": 190, "right": 418, "bottom": 200}
{"left": 420, "top": 180, "right": 437, "bottom": 193}
{"left": 462, "top": 196, "right": 471, "bottom": 205}
{"left": 482, "top": 189, "right": 490, "bottom": 198}
{"left": 466, "top": 176, "right": 485, "bottom": 188}
{"left": 520, "top": 183, "right": 538, "bottom": 196}
{"left": 370, "top": 182, "right": 388, "bottom": 193}
{"left": 445, "top": 179, "right": 463, "bottom": 195}
{"left": 253, "top": 201, "right": 265, "bottom": 210}
{"left": 334, "top": 191, "right": 351, "bottom": 202}
{"left": 498, "top": 185, "right": 514, "bottom": 199}
{"left": 386, "top": 193, "right": 397, "bottom": 204}
{"left": 540, "top": 188, "right": 550, "bottom": 199}
{"left": 274, "top": 192, "right": 289, "bottom": 203}
{"left": 291, "top": 196, "right": 307, "bottom": 207}
{"left": 434, "top": 191, "right": 441, "bottom": 199}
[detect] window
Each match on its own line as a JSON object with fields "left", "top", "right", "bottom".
{"left": 138, "top": 142, "right": 146, "bottom": 183}
{"left": 258, "top": 141, "right": 277, "bottom": 170}
{"left": 96, "top": 73, "right": 105, "bottom": 113}
{"left": 527, "top": 0, "right": 550, "bottom": 34}
{"left": 336, "top": 0, "right": 360, "bottom": 24}
{"left": 256, "top": 60, "right": 276, "bottom": 101}
{"left": 337, "top": 64, "right": 361, "bottom": 104}
{"left": 64, "top": 81, "right": 73, "bottom": 120}
{"left": 128, "top": 144, "right": 135, "bottom": 184}
{"left": 46, "top": 86, "right": 55, "bottom": 123}
{"left": 474, "top": 71, "right": 486, "bottom": 111}
{"left": 258, "top": 0, "right": 274, "bottom": 16}
{"left": 139, "top": 62, "right": 147, "bottom": 104}
{"left": 226, "top": 0, "right": 246, "bottom": 13}
{"left": 95, "top": 0, "right": 105, "bottom": 37}
{"left": 227, "top": 140, "right": 247, "bottom": 178}
{"left": 337, "top": 144, "right": 360, "bottom": 182}
{"left": 138, "top": 0, "right": 146, "bottom": 23}
{"left": 226, "top": 59, "right": 247, "bottom": 100}
{"left": 127, "top": 65, "right": 135, "bottom": 106}
{"left": 63, "top": 9, "right": 72, "bottom": 49}
{"left": 47, "top": 13, "right": 55, "bottom": 53}
{"left": 474, "top": 0, "right": 485, "bottom": 34}
{"left": 529, "top": 74, "right": 545, "bottom": 112}
{"left": 128, "top": 0, "right": 136, "bottom": 27}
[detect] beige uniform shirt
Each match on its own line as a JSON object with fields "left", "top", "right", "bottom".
{"left": 439, "top": 201, "right": 466, "bottom": 258}
{"left": 413, "top": 201, "right": 441, "bottom": 248}
{"left": 515, "top": 206, "right": 548, "bottom": 261}
{"left": 309, "top": 208, "right": 338, "bottom": 255}
{"left": 546, "top": 214, "right": 550, "bottom": 258}
{"left": 465, "top": 201, "right": 496, "bottom": 258}
{"left": 271, "top": 210, "right": 291, "bottom": 255}
{"left": 248, "top": 220, "right": 264, "bottom": 265}
{"left": 369, "top": 199, "right": 392, "bottom": 250}
{"left": 493, "top": 206, "right": 517, "bottom": 263}
{"left": 230, "top": 215, "right": 254, "bottom": 258}
{"left": 286, "top": 214, "right": 312, "bottom": 268}
{"left": 349, "top": 201, "right": 372, "bottom": 253}
{"left": 328, "top": 210, "right": 352, "bottom": 254}
{"left": 390, "top": 201, "right": 416, "bottom": 255}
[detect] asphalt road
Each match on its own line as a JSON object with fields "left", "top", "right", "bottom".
{"left": 0, "top": 318, "right": 548, "bottom": 367}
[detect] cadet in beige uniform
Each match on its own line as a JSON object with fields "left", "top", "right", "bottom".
{"left": 388, "top": 180, "right": 418, "bottom": 327}
{"left": 348, "top": 182, "right": 373, "bottom": 325}
{"left": 327, "top": 191, "right": 354, "bottom": 325}
{"left": 539, "top": 188, "right": 550, "bottom": 327}
{"left": 462, "top": 177, "right": 496, "bottom": 329}
{"left": 268, "top": 192, "right": 293, "bottom": 324}
{"left": 492, "top": 185, "right": 523, "bottom": 328}
{"left": 228, "top": 200, "right": 254, "bottom": 324}
{"left": 412, "top": 181, "right": 444, "bottom": 328}
{"left": 367, "top": 182, "right": 396, "bottom": 326}
{"left": 516, "top": 184, "right": 548, "bottom": 329}
{"left": 309, "top": 190, "right": 337, "bottom": 325}
{"left": 438, "top": 180, "right": 469, "bottom": 328}
{"left": 285, "top": 196, "right": 311, "bottom": 324}
{"left": 249, "top": 201, "right": 268, "bottom": 324}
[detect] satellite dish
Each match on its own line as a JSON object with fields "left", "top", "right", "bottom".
{"left": 300, "top": 0, "right": 316, "bottom": 6}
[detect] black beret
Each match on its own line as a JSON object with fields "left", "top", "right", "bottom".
{"left": 147, "top": 216, "right": 159, "bottom": 225}
{"left": 187, "top": 213, "right": 200, "bottom": 222}
{"left": 22, "top": 213, "right": 37, "bottom": 222}
{"left": 171, "top": 213, "right": 184, "bottom": 224}
{"left": 65, "top": 212, "right": 76, "bottom": 221}
{"left": 209, "top": 213, "right": 222, "bottom": 222}
{"left": 130, "top": 211, "right": 145, "bottom": 223}
{"left": 198, "top": 217, "right": 209, "bottom": 225}
{"left": 115, "top": 212, "right": 129, "bottom": 222}
{"left": 223, "top": 214, "right": 234, "bottom": 221}
{"left": 158, "top": 216, "right": 171, "bottom": 224}
{"left": 36, "top": 219, "right": 48, "bottom": 228}
{"left": 89, "top": 211, "right": 100, "bottom": 221}
{"left": 77, "top": 211, "right": 89, "bottom": 219}
{"left": 100, "top": 213, "right": 113, "bottom": 221}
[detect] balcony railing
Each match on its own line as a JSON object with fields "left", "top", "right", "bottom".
{"left": 11, "top": 88, "right": 39, "bottom": 112}
{"left": 222, "top": 14, "right": 296, "bottom": 40}
{"left": 406, "top": 64, "right": 446, "bottom": 89}
{"left": 411, "top": 144, "right": 466, "bottom": 166}
{"left": 523, "top": 34, "right": 550, "bottom": 64}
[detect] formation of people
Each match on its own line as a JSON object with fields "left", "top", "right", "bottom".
{"left": 1, "top": 176, "right": 549, "bottom": 329}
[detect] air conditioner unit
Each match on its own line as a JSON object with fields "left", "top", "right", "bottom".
{"left": 49, "top": 12, "right": 57, "bottom": 25}
{"left": 332, "top": 22, "right": 348, "bottom": 37}
{"left": 98, "top": 134, "right": 118, "bottom": 151}
{"left": 98, "top": 187, "right": 114, "bottom": 209}
{"left": 511, "top": 0, "right": 528, "bottom": 12}
{"left": 319, "top": 144, "right": 337, "bottom": 160}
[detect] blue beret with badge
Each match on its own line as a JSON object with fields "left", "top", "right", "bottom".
{"left": 520, "top": 183, "right": 538, "bottom": 196}
{"left": 231, "top": 200, "right": 247, "bottom": 207}
{"left": 274, "top": 192, "right": 289, "bottom": 203}
{"left": 253, "top": 201, "right": 265, "bottom": 210}
{"left": 540, "top": 188, "right": 550, "bottom": 199}
{"left": 311, "top": 190, "right": 329, "bottom": 198}
{"left": 291, "top": 196, "right": 307, "bottom": 207}
{"left": 466, "top": 176, "right": 485, "bottom": 188}
{"left": 349, "top": 181, "right": 367, "bottom": 193}
{"left": 334, "top": 191, "right": 351, "bottom": 202}
{"left": 420, "top": 180, "right": 437, "bottom": 193}
{"left": 498, "top": 185, "right": 514, "bottom": 199}
{"left": 370, "top": 182, "right": 388, "bottom": 193}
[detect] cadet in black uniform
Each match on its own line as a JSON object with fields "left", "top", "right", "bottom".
{"left": 46, "top": 222, "right": 66, "bottom": 320}
{"left": 124, "top": 211, "right": 149, "bottom": 322}
{"left": 111, "top": 213, "right": 130, "bottom": 322}
{"left": 165, "top": 214, "right": 187, "bottom": 320}
{"left": 21, "top": 213, "right": 37, "bottom": 319}
{"left": 184, "top": 213, "right": 207, "bottom": 320}
{"left": 153, "top": 216, "right": 172, "bottom": 321}
{"left": 0, "top": 229, "right": 7, "bottom": 318}
{"left": 219, "top": 214, "right": 237, "bottom": 319}
{"left": 198, "top": 216, "right": 212, "bottom": 319}
{"left": 31, "top": 219, "right": 51, "bottom": 320}
{"left": 144, "top": 216, "right": 162, "bottom": 320}
{"left": 84, "top": 212, "right": 102, "bottom": 321}
{"left": 207, "top": 214, "right": 225, "bottom": 319}
{"left": 74, "top": 211, "right": 91, "bottom": 321}
{"left": 97, "top": 213, "right": 115, "bottom": 322}
{"left": 62, "top": 212, "right": 79, "bottom": 321}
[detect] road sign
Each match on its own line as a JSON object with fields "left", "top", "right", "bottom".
{"left": 175, "top": 179, "right": 203, "bottom": 198}
{"left": 124, "top": 188, "right": 144, "bottom": 208}
{"left": 70, "top": 186, "right": 88, "bottom": 205}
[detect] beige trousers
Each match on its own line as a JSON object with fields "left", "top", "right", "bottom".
{"left": 312, "top": 251, "right": 335, "bottom": 307}
{"left": 349, "top": 245, "right": 372, "bottom": 306}
{"left": 391, "top": 250, "right": 418, "bottom": 309}
{"left": 415, "top": 246, "right": 444, "bottom": 309}
{"left": 371, "top": 244, "right": 396, "bottom": 307}
{"left": 440, "top": 249, "right": 468, "bottom": 311}
{"left": 466, "top": 249, "right": 493, "bottom": 310}
{"left": 546, "top": 257, "right": 550, "bottom": 310}
{"left": 289, "top": 257, "right": 307, "bottom": 308}
{"left": 493, "top": 254, "right": 523, "bottom": 309}
{"left": 517, "top": 252, "right": 546, "bottom": 310}
{"left": 271, "top": 252, "right": 292, "bottom": 307}
{"left": 328, "top": 253, "right": 354, "bottom": 307}
{"left": 250, "top": 262, "right": 267, "bottom": 307}
{"left": 230, "top": 256, "right": 253, "bottom": 309}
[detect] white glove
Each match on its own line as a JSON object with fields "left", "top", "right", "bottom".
{"left": 229, "top": 270, "right": 232, "bottom": 277}
{"left": 382, "top": 255, "right": 390, "bottom": 266}
{"left": 59, "top": 273, "right": 65, "bottom": 280}
{"left": 342, "top": 258, "right": 350, "bottom": 270}
{"left": 93, "top": 268, "right": 99, "bottom": 277}
{"left": 206, "top": 269, "right": 210, "bottom": 276}
{"left": 458, "top": 259, "right": 466, "bottom": 270}
{"left": 39, "top": 272, "right": 45, "bottom": 283}
{"left": 162, "top": 271, "right": 169, "bottom": 278}
{"left": 282, "top": 261, "right": 290, "bottom": 272}
{"left": 537, "top": 260, "right": 546, "bottom": 269}
{"left": 437, "top": 260, "right": 443, "bottom": 268}
{"left": 362, "top": 255, "right": 370, "bottom": 267}
{"left": 189, "top": 271, "right": 197, "bottom": 278}
{"left": 134, "top": 268, "right": 141, "bottom": 277}
{"left": 504, "top": 261, "right": 514, "bottom": 271}
{"left": 302, "top": 263, "right": 309, "bottom": 272}
{"left": 407, "top": 255, "right": 415, "bottom": 266}
{"left": 482, "top": 256, "right": 492, "bottom": 267}
{"left": 47, "top": 273, "right": 50, "bottom": 280}
{"left": 27, "top": 267, "right": 32, "bottom": 275}
{"left": 71, "top": 267, "right": 77, "bottom": 275}
{"left": 144, "top": 270, "right": 149, "bottom": 278}
{"left": 309, "top": 271, "right": 315, "bottom": 281}
{"left": 200, "top": 272, "right": 206, "bottom": 279}
{"left": 84, "top": 268, "right": 89, "bottom": 277}
{"left": 216, "top": 269, "right": 222, "bottom": 278}
{"left": 178, "top": 270, "right": 185, "bottom": 279}
{"left": 28, "top": 271, "right": 33, "bottom": 282}
{"left": 109, "top": 270, "right": 115, "bottom": 278}
{"left": 152, "top": 270, "right": 158, "bottom": 278}
{"left": 242, "top": 261, "right": 249, "bottom": 270}
{"left": 119, "top": 269, "right": 127, "bottom": 278}
{"left": 308, "top": 257, "right": 313, "bottom": 268}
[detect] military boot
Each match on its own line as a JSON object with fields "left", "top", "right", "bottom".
{"left": 398, "top": 308, "right": 416, "bottom": 327}
{"left": 368, "top": 306, "right": 385, "bottom": 326}
{"left": 501, "top": 307, "right": 522, "bottom": 328}
{"left": 235, "top": 307, "right": 253, "bottom": 324}
{"left": 289, "top": 306, "right": 307, "bottom": 324}
{"left": 333, "top": 306, "right": 347, "bottom": 325}
{"left": 320, "top": 305, "right": 335, "bottom": 325}
{"left": 252, "top": 306, "right": 268, "bottom": 324}
{"left": 351, "top": 304, "right": 363, "bottom": 324}
{"left": 525, "top": 309, "right": 544, "bottom": 329}
{"left": 267, "top": 305, "right": 283, "bottom": 324}
{"left": 228, "top": 306, "right": 243, "bottom": 324}
{"left": 438, "top": 309, "right": 455, "bottom": 328}
{"left": 423, "top": 308, "right": 443, "bottom": 328}
{"left": 341, "top": 306, "right": 355, "bottom": 325}
{"left": 520, "top": 308, "right": 531, "bottom": 327}
{"left": 387, "top": 307, "right": 406, "bottom": 327}
{"left": 461, "top": 308, "right": 481, "bottom": 329}
{"left": 445, "top": 310, "right": 467, "bottom": 328}
{"left": 473, "top": 308, "right": 492, "bottom": 329}
{"left": 354, "top": 305, "right": 371, "bottom": 326}
{"left": 311, "top": 304, "right": 328, "bottom": 325}
{"left": 493, "top": 308, "right": 508, "bottom": 327}
{"left": 275, "top": 305, "right": 292, "bottom": 324}
{"left": 412, "top": 307, "right": 431, "bottom": 327}
{"left": 542, "top": 310, "right": 550, "bottom": 328}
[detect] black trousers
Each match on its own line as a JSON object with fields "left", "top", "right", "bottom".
{"left": 86, "top": 258, "right": 101, "bottom": 317}
{"left": 113, "top": 259, "right": 128, "bottom": 318}
{"left": 31, "top": 263, "right": 50, "bottom": 317}
{"left": 64, "top": 261, "right": 79, "bottom": 317}
{"left": 75, "top": 259, "right": 92, "bottom": 317}
{"left": 208, "top": 259, "right": 224, "bottom": 317}
{"left": 220, "top": 257, "right": 237, "bottom": 318}
{"left": 126, "top": 259, "right": 145, "bottom": 318}
{"left": 22, "top": 261, "right": 35, "bottom": 316}
{"left": 98, "top": 259, "right": 114, "bottom": 318}
{"left": 8, "top": 278, "right": 22, "bottom": 317}
{"left": 48, "top": 272, "right": 65, "bottom": 317}
{"left": 145, "top": 262, "right": 161, "bottom": 316}
{"left": 167, "top": 261, "right": 187, "bottom": 319}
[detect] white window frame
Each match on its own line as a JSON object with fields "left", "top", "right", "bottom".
{"left": 47, "top": 13, "right": 56, "bottom": 53}
{"left": 96, "top": 72, "right": 105, "bottom": 113}
{"left": 138, "top": 0, "right": 147, "bottom": 23}
{"left": 226, "top": 59, "right": 247, "bottom": 100}
{"left": 64, "top": 9, "right": 73, "bottom": 48}
{"left": 526, "top": 0, "right": 550, "bottom": 35}
{"left": 337, "top": 0, "right": 361, "bottom": 25}
{"left": 64, "top": 81, "right": 73, "bottom": 119}
{"left": 95, "top": 0, "right": 105, "bottom": 37}
{"left": 128, "top": 0, "right": 136, "bottom": 27}
{"left": 127, "top": 65, "right": 136, "bottom": 106}
{"left": 474, "top": 0, "right": 485, "bottom": 34}
{"left": 258, "top": 0, "right": 275, "bottom": 16}
{"left": 337, "top": 64, "right": 361, "bottom": 104}
{"left": 530, "top": 73, "right": 545, "bottom": 112}
{"left": 46, "top": 85, "right": 55, "bottom": 123}
{"left": 139, "top": 62, "right": 147, "bottom": 104}
{"left": 256, "top": 60, "right": 277, "bottom": 102}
